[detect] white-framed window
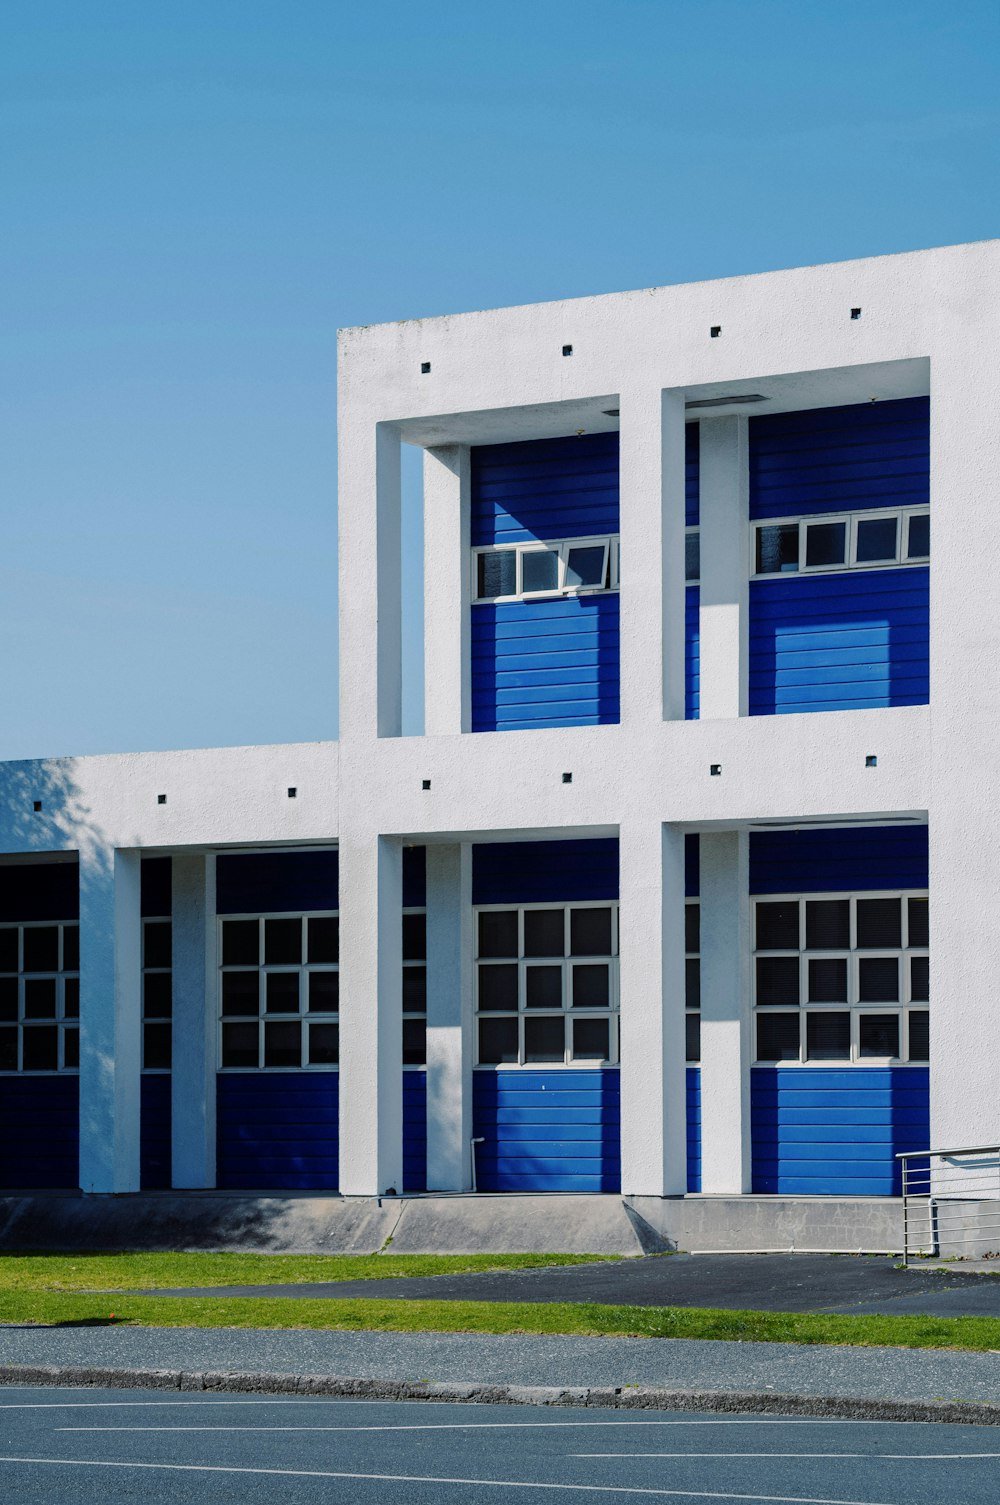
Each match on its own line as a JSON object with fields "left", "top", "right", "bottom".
{"left": 753, "top": 891, "right": 929, "bottom": 1065}
{"left": 685, "top": 900, "right": 700, "bottom": 1062}
{"left": 403, "top": 906, "right": 426, "bottom": 1067}
{"left": 142, "top": 917, "right": 172, "bottom": 1071}
{"left": 473, "top": 536, "right": 618, "bottom": 603}
{"left": 218, "top": 912, "right": 339, "bottom": 1071}
{"left": 474, "top": 901, "right": 619, "bottom": 1067}
{"left": 752, "top": 507, "right": 929, "bottom": 579}
{"left": 0, "top": 920, "right": 80, "bottom": 1073}
{"left": 685, "top": 529, "right": 700, "bottom": 585}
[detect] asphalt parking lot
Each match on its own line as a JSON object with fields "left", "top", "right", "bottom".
{"left": 2, "top": 1388, "right": 1000, "bottom": 1504}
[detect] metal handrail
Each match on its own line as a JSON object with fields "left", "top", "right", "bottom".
{"left": 897, "top": 1143, "right": 1000, "bottom": 1264}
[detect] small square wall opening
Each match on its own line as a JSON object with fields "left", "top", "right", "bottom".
{"left": 32, "top": 800, "right": 41, "bottom": 813}
{"left": 157, "top": 794, "right": 167, "bottom": 805}
{"left": 287, "top": 786, "right": 297, "bottom": 798}
{"left": 710, "top": 325, "right": 721, "bottom": 338}
{"left": 710, "top": 763, "right": 722, "bottom": 776}
{"left": 562, "top": 344, "right": 573, "bottom": 356}
{"left": 865, "top": 755, "right": 878, "bottom": 768}
{"left": 851, "top": 307, "right": 862, "bottom": 320}
{"left": 562, "top": 772, "right": 573, "bottom": 784}
{"left": 420, "top": 361, "right": 431, "bottom": 373}
{"left": 422, "top": 779, "right": 431, "bottom": 791}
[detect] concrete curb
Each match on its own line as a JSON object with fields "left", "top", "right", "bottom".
{"left": 1, "top": 1363, "right": 1000, "bottom": 1426}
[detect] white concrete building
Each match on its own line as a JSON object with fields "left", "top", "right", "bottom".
{"left": 1, "top": 239, "right": 997, "bottom": 1251}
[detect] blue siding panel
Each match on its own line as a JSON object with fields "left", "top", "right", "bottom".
{"left": 749, "top": 567, "right": 928, "bottom": 716}
{"left": 217, "top": 851, "right": 339, "bottom": 915}
{"left": 473, "top": 1070, "right": 620, "bottom": 1192}
{"left": 403, "top": 1071, "right": 427, "bottom": 1193}
{"left": 749, "top": 398, "right": 929, "bottom": 520}
{"left": 471, "top": 433, "right": 619, "bottom": 546}
{"left": 750, "top": 825, "right": 927, "bottom": 895}
{"left": 216, "top": 1072, "right": 339, "bottom": 1190}
{"left": 140, "top": 1074, "right": 171, "bottom": 1190}
{"left": 686, "top": 585, "right": 700, "bottom": 720}
{"left": 751, "top": 1066, "right": 929, "bottom": 1195}
{"left": 473, "top": 839, "right": 619, "bottom": 904}
{"left": 687, "top": 1066, "right": 701, "bottom": 1192}
{"left": 0, "top": 1076, "right": 78, "bottom": 1188}
{"left": 471, "top": 593, "right": 620, "bottom": 730}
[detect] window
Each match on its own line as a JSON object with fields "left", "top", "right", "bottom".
{"left": 753, "top": 891, "right": 929, "bottom": 1064}
{"left": 219, "top": 912, "right": 339, "bottom": 1070}
{"left": 473, "top": 536, "right": 617, "bottom": 602}
{"left": 403, "top": 907, "right": 426, "bottom": 1066}
{"left": 474, "top": 903, "right": 618, "bottom": 1066}
{"left": 685, "top": 530, "right": 700, "bottom": 584}
{"left": 685, "top": 900, "right": 700, "bottom": 1061}
{"left": 753, "top": 507, "right": 929, "bottom": 579}
{"left": 142, "top": 918, "right": 172, "bottom": 1070}
{"left": 0, "top": 921, "right": 79, "bottom": 1073}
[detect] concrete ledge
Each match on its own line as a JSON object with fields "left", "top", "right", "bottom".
{"left": 389, "top": 1194, "right": 647, "bottom": 1255}
{"left": 627, "top": 1195, "right": 904, "bottom": 1254}
{"left": 3, "top": 1364, "right": 1000, "bottom": 1426}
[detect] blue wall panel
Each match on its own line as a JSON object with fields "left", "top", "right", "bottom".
{"left": 471, "top": 433, "right": 619, "bottom": 546}
{"left": 403, "top": 1071, "right": 427, "bottom": 1193}
{"left": 751, "top": 1067, "right": 929, "bottom": 1195}
{"left": 685, "top": 585, "right": 700, "bottom": 720}
{"left": 472, "top": 593, "right": 620, "bottom": 731}
{"left": 749, "top": 567, "right": 928, "bottom": 716}
{"left": 140, "top": 1074, "right": 171, "bottom": 1190}
{"left": 0, "top": 1076, "right": 78, "bottom": 1188}
{"left": 472, "top": 1069, "right": 621, "bottom": 1192}
{"left": 217, "top": 851, "right": 339, "bottom": 915}
{"left": 686, "top": 1066, "right": 701, "bottom": 1192}
{"left": 749, "top": 397, "right": 929, "bottom": 520}
{"left": 216, "top": 1072, "right": 339, "bottom": 1190}
{"left": 750, "top": 825, "right": 927, "bottom": 895}
{"left": 473, "top": 839, "right": 619, "bottom": 905}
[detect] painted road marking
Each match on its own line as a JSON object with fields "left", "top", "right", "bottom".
{"left": 50, "top": 1418, "right": 902, "bottom": 1430}
{"left": 573, "top": 1452, "right": 1000, "bottom": 1460}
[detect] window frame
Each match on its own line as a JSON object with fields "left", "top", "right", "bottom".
{"left": 684, "top": 898, "right": 701, "bottom": 1062}
{"left": 751, "top": 507, "right": 929, "bottom": 581}
{"left": 0, "top": 919, "right": 80, "bottom": 1075}
{"left": 217, "top": 909, "right": 340, "bottom": 1073}
{"left": 472, "top": 535, "right": 618, "bottom": 604}
{"left": 685, "top": 528, "right": 700, "bottom": 585}
{"left": 142, "top": 915, "right": 172, "bottom": 1073}
{"left": 402, "top": 903, "right": 427, "bottom": 1070}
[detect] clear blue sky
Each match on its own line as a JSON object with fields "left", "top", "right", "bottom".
{"left": 2, "top": 1, "right": 998, "bottom": 758}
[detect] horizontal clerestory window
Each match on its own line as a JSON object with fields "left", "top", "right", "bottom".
{"left": 0, "top": 921, "right": 80, "bottom": 1073}
{"left": 753, "top": 891, "right": 928, "bottom": 1064}
{"left": 473, "top": 536, "right": 618, "bottom": 602}
{"left": 219, "top": 913, "right": 339, "bottom": 1070}
{"left": 474, "top": 902, "right": 619, "bottom": 1066}
{"left": 753, "top": 507, "right": 929, "bottom": 579}
{"left": 142, "top": 917, "right": 172, "bottom": 1070}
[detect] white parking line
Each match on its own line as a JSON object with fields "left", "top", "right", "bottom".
{"left": 573, "top": 1452, "right": 1000, "bottom": 1460}
{"left": 50, "top": 1418, "right": 900, "bottom": 1431}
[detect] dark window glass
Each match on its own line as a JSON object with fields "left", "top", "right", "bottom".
{"left": 22, "top": 1026, "right": 58, "bottom": 1071}
{"left": 61, "top": 925, "right": 79, "bottom": 972}
{"left": 856, "top": 898, "right": 901, "bottom": 949}
{"left": 757, "top": 1012, "right": 800, "bottom": 1061}
{"left": 566, "top": 545, "right": 606, "bottom": 588}
{"left": 805, "top": 900, "right": 850, "bottom": 950}
{"left": 0, "top": 929, "right": 17, "bottom": 972}
{"left": 855, "top": 515, "right": 898, "bottom": 563}
{"left": 478, "top": 911, "right": 518, "bottom": 958}
{"left": 63, "top": 977, "right": 79, "bottom": 1018}
{"left": 524, "top": 909, "right": 565, "bottom": 957}
{"left": 143, "top": 922, "right": 172, "bottom": 970}
{"left": 685, "top": 958, "right": 701, "bottom": 1010}
{"left": 308, "top": 970, "right": 339, "bottom": 1013}
{"left": 478, "top": 1016, "right": 518, "bottom": 1064}
{"left": 808, "top": 957, "right": 848, "bottom": 1003}
{"left": 755, "top": 901, "right": 799, "bottom": 950}
{"left": 402, "top": 913, "right": 426, "bottom": 961}
{"left": 572, "top": 1017, "right": 610, "bottom": 1060}
{"left": 23, "top": 927, "right": 58, "bottom": 973}
{"left": 0, "top": 1027, "right": 17, "bottom": 1070}
{"left": 0, "top": 977, "right": 16, "bottom": 1021}
{"left": 143, "top": 972, "right": 172, "bottom": 1018}
{"left": 525, "top": 965, "right": 562, "bottom": 1009}
{"left": 221, "top": 971, "right": 259, "bottom": 1016}
{"left": 307, "top": 916, "right": 339, "bottom": 965}
{"left": 907, "top": 513, "right": 930, "bottom": 559}
{"left": 572, "top": 963, "right": 610, "bottom": 1009}
{"left": 910, "top": 955, "right": 929, "bottom": 1002}
{"left": 570, "top": 908, "right": 613, "bottom": 956}
{"left": 24, "top": 979, "right": 56, "bottom": 1019}
{"left": 859, "top": 956, "right": 900, "bottom": 1002}
{"left": 265, "top": 972, "right": 300, "bottom": 1014}
{"left": 908, "top": 898, "right": 929, "bottom": 948}
{"left": 859, "top": 1013, "right": 899, "bottom": 1058}
{"left": 402, "top": 966, "right": 426, "bottom": 1013}
{"left": 756, "top": 523, "right": 798, "bottom": 574}
{"left": 309, "top": 1021, "right": 340, "bottom": 1066}
{"left": 909, "top": 1011, "right": 930, "bottom": 1061}
{"left": 62, "top": 1026, "right": 79, "bottom": 1070}
{"left": 685, "top": 903, "right": 700, "bottom": 954}
{"left": 806, "top": 1011, "right": 851, "bottom": 1060}
{"left": 685, "top": 1012, "right": 701, "bottom": 1062}
{"left": 756, "top": 956, "right": 800, "bottom": 1006}
{"left": 477, "top": 550, "right": 516, "bottom": 600}
{"left": 685, "top": 532, "right": 700, "bottom": 582}
{"left": 222, "top": 919, "right": 259, "bottom": 966}
{"left": 265, "top": 918, "right": 301, "bottom": 966}
{"left": 805, "top": 520, "right": 847, "bottom": 567}
{"left": 524, "top": 1015, "right": 565, "bottom": 1062}
{"left": 521, "top": 548, "right": 559, "bottom": 594}
{"left": 402, "top": 1018, "right": 426, "bottom": 1066}
{"left": 143, "top": 1022, "right": 172, "bottom": 1070}
{"left": 263, "top": 1021, "right": 301, "bottom": 1068}
{"left": 477, "top": 964, "right": 518, "bottom": 1011}
{"left": 221, "top": 1022, "right": 259, "bottom": 1068}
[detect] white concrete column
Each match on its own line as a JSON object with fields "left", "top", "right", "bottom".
{"left": 170, "top": 853, "right": 216, "bottom": 1188}
{"left": 619, "top": 820, "right": 688, "bottom": 1195}
{"left": 337, "top": 835, "right": 404, "bottom": 1195}
{"left": 78, "top": 847, "right": 142, "bottom": 1193}
{"left": 424, "top": 843, "right": 474, "bottom": 1189}
{"left": 698, "top": 416, "right": 750, "bottom": 720}
{"left": 423, "top": 446, "right": 471, "bottom": 736}
{"left": 619, "top": 387, "right": 687, "bottom": 725}
{"left": 698, "top": 830, "right": 752, "bottom": 1193}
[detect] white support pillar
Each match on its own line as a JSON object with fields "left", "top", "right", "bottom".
{"left": 424, "top": 843, "right": 473, "bottom": 1190}
{"left": 423, "top": 446, "right": 471, "bottom": 737}
{"left": 338, "top": 835, "right": 404, "bottom": 1195}
{"left": 170, "top": 853, "right": 216, "bottom": 1188}
{"left": 619, "top": 820, "right": 688, "bottom": 1196}
{"left": 619, "top": 386, "right": 687, "bottom": 726}
{"left": 698, "top": 830, "right": 752, "bottom": 1193}
{"left": 78, "top": 847, "right": 142, "bottom": 1193}
{"left": 698, "top": 416, "right": 750, "bottom": 720}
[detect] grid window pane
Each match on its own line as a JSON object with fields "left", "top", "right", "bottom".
{"left": 143, "top": 972, "right": 172, "bottom": 1018}
{"left": 63, "top": 977, "right": 79, "bottom": 1018}
{"left": 402, "top": 913, "right": 426, "bottom": 961}
{"left": 685, "top": 903, "right": 700, "bottom": 953}
{"left": 143, "top": 1022, "right": 172, "bottom": 1070}
{"left": 756, "top": 956, "right": 800, "bottom": 1006}
{"left": 806, "top": 1011, "right": 851, "bottom": 1060}
{"left": 23, "top": 927, "right": 58, "bottom": 973}
{"left": 63, "top": 1027, "right": 79, "bottom": 1070}
{"left": 856, "top": 898, "right": 902, "bottom": 949}
{"left": 477, "top": 549, "right": 516, "bottom": 600}
{"left": 524, "top": 909, "right": 565, "bottom": 957}
{"left": 0, "top": 1027, "right": 17, "bottom": 1070}
{"left": 143, "top": 922, "right": 172, "bottom": 969}
{"left": 572, "top": 963, "right": 610, "bottom": 1009}
{"left": 685, "top": 532, "right": 700, "bottom": 582}
{"left": 909, "top": 1011, "right": 930, "bottom": 1060}
{"left": 222, "top": 1022, "right": 259, "bottom": 1068}
{"left": 265, "top": 918, "right": 302, "bottom": 966}
{"left": 859, "top": 1013, "right": 900, "bottom": 1058}
{"left": 806, "top": 900, "right": 850, "bottom": 950}
{"left": 402, "top": 1018, "right": 426, "bottom": 1066}
{"left": 855, "top": 515, "right": 898, "bottom": 563}
{"left": 24, "top": 979, "right": 56, "bottom": 1019}
{"left": 570, "top": 907, "right": 612, "bottom": 956}
{"left": 402, "top": 967, "right": 426, "bottom": 1013}
{"left": 755, "top": 901, "right": 800, "bottom": 950}
{"left": 307, "top": 971, "right": 339, "bottom": 1013}
{"left": 222, "top": 971, "right": 259, "bottom": 1016}
{"left": 478, "top": 911, "right": 518, "bottom": 958}
{"left": 805, "top": 520, "right": 847, "bottom": 567}
{"left": 756, "top": 523, "right": 799, "bottom": 574}
{"left": 478, "top": 964, "right": 518, "bottom": 1011}
{"left": 22, "top": 1026, "right": 58, "bottom": 1071}
{"left": 685, "top": 958, "right": 701, "bottom": 1010}
{"left": 0, "top": 977, "right": 17, "bottom": 1021}
{"left": 521, "top": 548, "right": 559, "bottom": 593}
{"left": 910, "top": 955, "right": 929, "bottom": 1002}
{"left": 524, "top": 1015, "right": 565, "bottom": 1062}
{"left": 757, "top": 1012, "right": 800, "bottom": 1061}
{"left": 222, "top": 919, "right": 259, "bottom": 966}
{"left": 572, "top": 1017, "right": 610, "bottom": 1060}
{"left": 908, "top": 898, "right": 929, "bottom": 948}
{"left": 0, "top": 930, "right": 17, "bottom": 972}
{"left": 309, "top": 1021, "right": 340, "bottom": 1065}
{"left": 859, "top": 956, "right": 900, "bottom": 1003}
{"left": 685, "top": 1013, "right": 701, "bottom": 1062}
{"left": 525, "top": 965, "right": 562, "bottom": 1009}
{"left": 263, "top": 1021, "right": 301, "bottom": 1068}
{"left": 808, "top": 957, "right": 848, "bottom": 1003}
{"left": 62, "top": 925, "right": 79, "bottom": 972}
{"left": 907, "top": 513, "right": 930, "bottom": 558}
{"left": 478, "top": 1016, "right": 518, "bottom": 1064}
{"left": 307, "top": 916, "right": 339, "bottom": 964}
{"left": 566, "top": 545, "right": 605, "bottom": 587}
{"left": 265, "top": 972, "right": 300, "bottom": 1014}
